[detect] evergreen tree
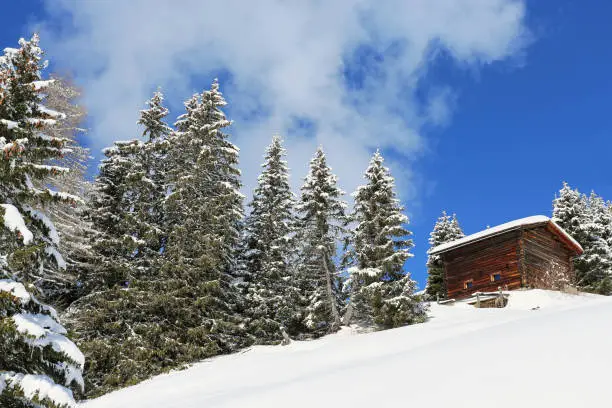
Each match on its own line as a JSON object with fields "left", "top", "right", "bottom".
{"left": 0, "top": 34, "right": 85, "bottom": 408}
{"left": 83, "top": 91, "right": 170, "bottom": 291}
{"left": 0, "top": 258, "right": 84, "bottom": 408}
{"left": 425, "top": 211, "right": 464, "bottom": 300}
{"left": 579, "top": 192, "right": 612, "bottom": 294}
{"left": 88, "top": 140, "right": 143, "bottom": 289}
{"left": 137, "top": 90, "right": 171, "bottom": 143}
{"left": 130, "top": 90, "right": 172, "bottom": 272}
{"left": 67, "top": 82, "right": 251, "bottom": 397}
{"left": 296, "top": 147, "right": 347, "bottom": 336}
{"left": 552, "top": 182, "right": 588, "bottom": 244}
{"left": 243, "top": 135, "right": 299, "bottom": 339}
{"left": 160, "top": 77, "right": 249, "bottom": 358}
{"left": 0, "top": 34, "right": 81, "bottom": 300}
{"left": 552, "top": 183, "right": 612, "bottom": 294}
{"left": 345, "top": 151, "right": 426, "bottom": 328}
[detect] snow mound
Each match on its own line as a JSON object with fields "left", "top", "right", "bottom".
{"left": 0, "top": 373, "right": 77, "bottom": 408}
{"left": 82, "top": 289, "right": 612, "bottom": 408}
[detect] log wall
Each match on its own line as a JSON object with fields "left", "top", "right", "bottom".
{"left": 522, "top": 225, "right": 574, "bottom": 289}
{"left": 443, "top": 231, "right": 522, "bottom": 300}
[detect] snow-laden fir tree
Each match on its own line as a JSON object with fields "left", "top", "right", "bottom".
{"left": 0, "top": 257, "right": 84, "bottom": 408}
{"left": 425, "top": 211, "right": 464, "bottom": 300}
{"left": 243, "top": 135, "right": 300, "bottom": 339}
{"left": 0, "top": 34, "right": 85, "bottom": 408}
{"left": 552, "top": 182, "right": 588, "bottom": 244}
{"left": 137, "top": 90, "right": 171, "bottom": 144}
{"left": 0, "top": 34, "right": 81, "bottom": 299}
{"left": 82, "top": 91, "right": 170, "bottom": 292}
{"left": 87, "top": 140, "right": 143, "bottom": 289}
{"left": 72, "top": 78, "right": 250, "bottom": 395}
{"left": 65, "top": 92, "right": 172, "bottom": 395}
{"left": 552, "top": 183, "right": 612, "bottom": 294}
{"left": 147, "top": 80, "right": 249, "bottom": 381}
{"left": 295, "top": 147, "right": 347, "bottom": 336}
{"left": 129, "top": 90, "right": 172, "bottom": 271}
{"left": 579, "top": 192, "right": 612, "bottom": 294}
{"left": 345, "top": 151, "right": 426, "bottom": 328}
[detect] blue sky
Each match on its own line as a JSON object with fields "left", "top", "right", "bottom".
{"left": 2, "top": 0, "right": 611, "bottom": 288}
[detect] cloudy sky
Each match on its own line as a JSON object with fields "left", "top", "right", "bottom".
{"left": 3, "top": 0, "right": 611, "bottom": 286}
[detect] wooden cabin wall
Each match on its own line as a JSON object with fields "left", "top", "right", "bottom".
{"left": 521, "top": 226, "right": 574, "bottom": 289}
{"left": 443, "top": 231, "right": 522, "bottom": 300}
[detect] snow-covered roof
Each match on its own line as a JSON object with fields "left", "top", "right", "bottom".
{"left": 429, "top": 215, "right": 583, "bottom": 255}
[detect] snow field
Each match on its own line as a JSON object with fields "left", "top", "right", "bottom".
{"left": 83, "top": 289, "right": 612, "bottom": 408}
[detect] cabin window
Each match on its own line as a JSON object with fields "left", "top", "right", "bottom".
{"left": 464, "top": 280, "right": 474, "bottom": 290}
{"left": 491, "top": 273, "right": 502, "bottom": 282}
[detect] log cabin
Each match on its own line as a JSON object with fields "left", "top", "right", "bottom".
{"left": 428, "top": 216, "right": 583, "bottom": 300}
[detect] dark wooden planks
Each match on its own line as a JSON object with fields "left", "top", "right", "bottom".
{"left": 443, "top": 231, "right": 521, "bottom": 300}
{"left": 522, "top": 226, "right": 573, "bottom": 289}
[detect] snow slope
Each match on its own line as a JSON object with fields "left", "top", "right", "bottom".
{"left": 82, "top": 290, "right": 612, "bottom": 407}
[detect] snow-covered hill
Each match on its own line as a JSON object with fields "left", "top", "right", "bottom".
{"left": 82, "top": 290, "right": 612, "bottom": 407}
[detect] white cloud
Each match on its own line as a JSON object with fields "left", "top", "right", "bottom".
{"left": 37, "top": 0, "right": 529, "bottom": 203}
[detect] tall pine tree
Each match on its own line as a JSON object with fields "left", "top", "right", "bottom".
{"left": 243, "top": 135, "right": 299, "bottom": 340}
{"left": 0, "top": 34, "right": 85, "bottom": 408}
{"left": 159, "top": 79, "right": 250, "bottom": 371}
{"left": 68, "top": 82, "right": 252, "bottom": 397}
{"left": 425, "top": 211, "right": 464, "bottom": 300}
{"left": 296, "top": 147, "right": 347, "bottom": 336}
{"left": 552, "top": 182, "right": 612, "bottom": 294}
{"left": 345, "top": 151, "right": 426, "bottom": 329}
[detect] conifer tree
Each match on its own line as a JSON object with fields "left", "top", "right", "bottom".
{"left": 1, "top": 259, "right": 84, "bottom": 408}
{"left": 552, "top": 182, "right": 588, "bottom": 244}
{"left": 130, "top": 90, "right": 172, "bottom": 272}
{"left": 345, "top": 151, "right": 426, "bottom": 328}
{"left": 296, "top": 147, "right": 347, "bottom": 335}
{"left": 64, "top": 139, "right": 157, "bottom": 396}
{"left": 243, "top": 136, "right": 299, "bottom": 339}
{"left": 579, "top": 192, "right": 612, "bottom": 294}
{"left": 552, "top": 183, "right": 612, "bottom": 294}
{"left": 67, "top": 82, "right": 252, "bottom": 397}
{"left": 425, "top": 211, "right": 464, "bottom": 300}
{"left": 0, "top": 34, "right": 85, "bottom": 408}
{"left": 0, "top": 34, "right": 81, "bottom": 299}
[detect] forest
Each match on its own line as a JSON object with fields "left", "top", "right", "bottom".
{"left": 1, "top": 34, "right": 611, "bottom": 408}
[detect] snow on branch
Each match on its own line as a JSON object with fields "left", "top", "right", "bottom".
{"left": 1, "top": 204, "right": 34, "bottom": 244}
{"left": 0, "top": 373, "right": 77, "bottom": 408}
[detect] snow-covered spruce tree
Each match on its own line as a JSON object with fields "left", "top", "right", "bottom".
{"left": 243, "top": 135, "right": 300, "bottom": 340}
{"left": 153, "top": 81, "right": 249, "bottom": 375}
{"left": 129, "top": 90, "right": 172, "bottom": 272}
{"left": 0, "top": 258, "right": 84, "bottom": 408}
{"left": 579, "top": 192, "right": 612, "bottom": 294}
{"left": 295, "top": 147, "right": 347, "bottom": 336}
{"left": 82, "top": 91, "right": 170, "bottom": 290}
{"left": 345, "top": 151, "right": 426, "bottom": 329}
{"left": 65, "top": 92, "right": 172, "bottom": 396}
{"left": 552, "top": 182, "right": 588, "bottom": 244}
{"left": 0, "top": 34, "right": 85, "bottom": 407}
{"left": 87, "top": 140, "right": 143, "bottom": 289}
{"left": 0, "top": 34, "right": 82, "bottom": 300}
{"left": 552, "top": 183, "right": 612, "bottom": 294}
{"left": 425, "top": 211, "right": 464, "bottom": 300}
